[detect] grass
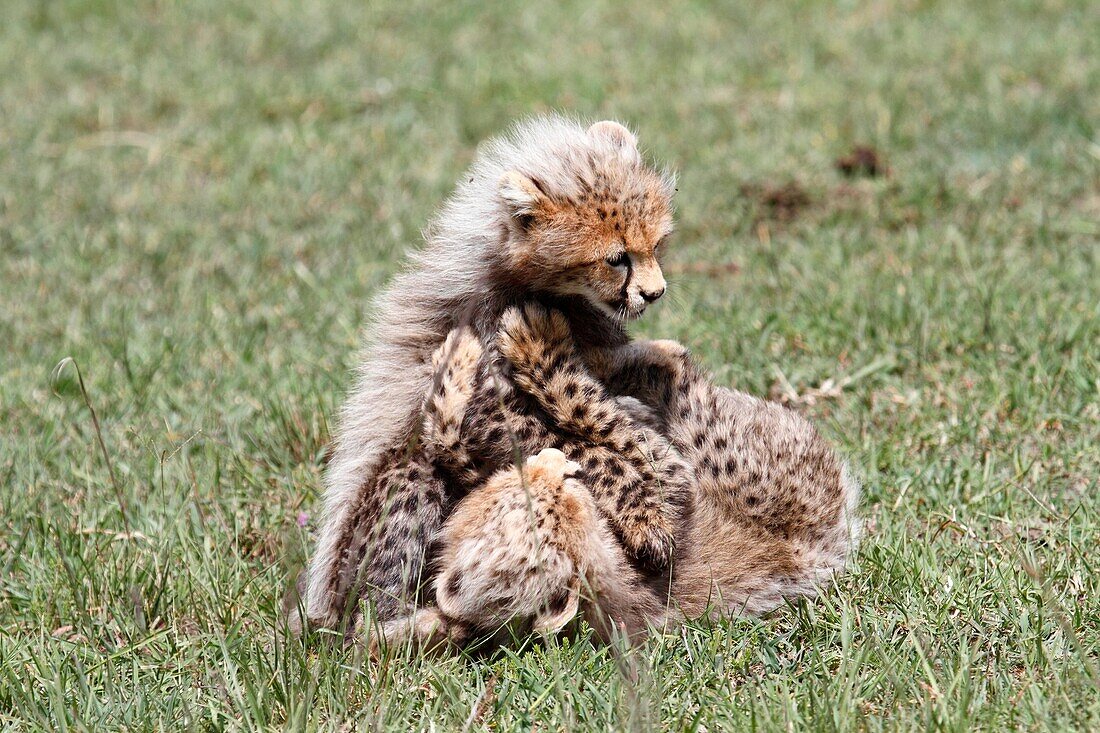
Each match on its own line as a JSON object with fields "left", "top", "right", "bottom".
{"left": 1, "top": 0, "right": 1098, "bottom": 729}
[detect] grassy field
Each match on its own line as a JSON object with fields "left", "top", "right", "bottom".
{"left": 2, "top": 0, "right": 1099, "bottom": 729}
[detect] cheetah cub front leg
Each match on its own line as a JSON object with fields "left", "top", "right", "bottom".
{"left": 496, "top": 303, "right": 684, "bottom": 569}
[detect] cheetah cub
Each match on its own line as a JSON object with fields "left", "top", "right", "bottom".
{"left": 367, "top": 324, "right": 677, "bottom": 652}
{"left": 301, "top": 115, "right": 858, "bottom": 644}
{"left": 303, "top": 116, "right": 683, "bottom": 634}
{"left": 420, "top": 309, "right": 694, "bottom": 572}
{"left": 372, "top": 448, "right": 652, "bottom": 653}
{"left": 381, "top": 313, "right": 861, "bottom": 650}
{"left": 588, "top": 336, "right": 862, "bottom": 618}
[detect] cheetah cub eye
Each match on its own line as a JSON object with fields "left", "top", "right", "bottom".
{"left": 606, "top": 251, "right": 630, "bottom": 269}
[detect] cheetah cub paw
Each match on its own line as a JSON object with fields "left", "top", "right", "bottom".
{"left": 614, "top": 510, "right": 676, "bottom": 570}
{"left": 426, "top": 326, "right": 483, "bottom": 417}
{"left": 496, "top": 303, "right": 572, "bottom": 371}
{"left": 526, "top": 446, "right": 583, "bottom": 480}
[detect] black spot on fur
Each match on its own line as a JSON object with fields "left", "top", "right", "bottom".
{"left": 547, "top": 353, "right": 567, "bottom": 375}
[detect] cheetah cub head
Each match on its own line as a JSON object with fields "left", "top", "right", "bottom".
{"left": 497, "top": 120, "right": 675, "bottom": 321}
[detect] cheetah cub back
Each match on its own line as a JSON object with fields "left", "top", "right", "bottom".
{"left": 435, "top": 448, "right": 590, "bottom": 635}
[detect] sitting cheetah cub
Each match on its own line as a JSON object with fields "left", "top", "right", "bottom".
{"left": 303, "top": 117, "right": 685, "bottom": 634}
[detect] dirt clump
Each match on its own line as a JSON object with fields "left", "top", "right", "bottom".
{"left": 741, "top": 180, "right": 812, "bottom": 221}
{"left": 835, "top": 145, "right": 888, "bottom": 178}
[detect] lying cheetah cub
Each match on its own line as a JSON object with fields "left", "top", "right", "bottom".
{"left": 588, "top": 334, "right": 862, "bottom": 618}
{"left": 373, "top": 310, "right": 860, "bottom": 651}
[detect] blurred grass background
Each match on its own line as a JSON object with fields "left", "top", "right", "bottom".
{"left": 1, "top": 0, "right": 1098, "bottom": 729}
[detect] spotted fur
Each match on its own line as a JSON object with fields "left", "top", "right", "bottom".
{"left": 589, "top": 339, "right": 863, "bottom": 618}
{"left": 415, "top": 308, "right": 692, "bottom": 568}
{"left": 368, "top": 448, "right": 661, "bottom": 655}
{"left": 495, "top": 303, "right": 691, "bottom": 566}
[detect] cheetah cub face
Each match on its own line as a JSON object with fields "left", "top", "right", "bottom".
{"left": 497, "top": 121, "right": 676, "bottom": 320}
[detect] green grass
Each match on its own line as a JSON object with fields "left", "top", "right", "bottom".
{"left": 2, "top": 0, "right": 1099, "bottom": 729}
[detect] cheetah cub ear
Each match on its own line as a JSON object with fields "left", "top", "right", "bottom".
{"left": 587, "top": 120, "right": 640, "bottom": 163}
{"left": 533, "top": 579, "right": 581, "bottom": 635}
{"left": 498, "top": 170, "right": 547, "bottom": 232}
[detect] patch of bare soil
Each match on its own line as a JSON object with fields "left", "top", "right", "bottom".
{"left": 741, "top": 180, "right": 812, "bottom": 221}
{"left": 835, "top": 145, "right": 888, "bottom": 178}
